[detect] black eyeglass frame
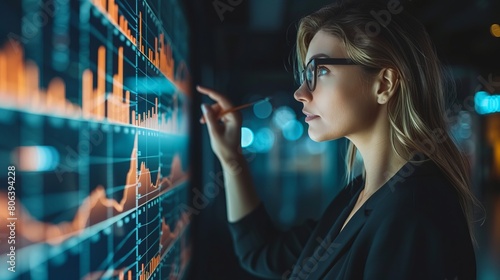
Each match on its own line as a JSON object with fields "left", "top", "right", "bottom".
{"left": 300, "top": 58, "right": 357, "bottom": 92}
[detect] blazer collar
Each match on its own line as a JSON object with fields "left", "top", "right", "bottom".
{"left": 289, "top": 180, "right": 368, "bottom": 280}
{"left": 297, "top": 185, "right": 387, "bottom": 280}
{"left": 291, "top": 153, "right": 435, "bottom": 279}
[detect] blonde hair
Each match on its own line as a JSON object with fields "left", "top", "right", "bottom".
{"left": 295, "top": 1, "right": 483, "bottom": 245}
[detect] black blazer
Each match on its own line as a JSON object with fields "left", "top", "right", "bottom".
{"left": 228, "top": 157, "right": 476, "bottom": 279}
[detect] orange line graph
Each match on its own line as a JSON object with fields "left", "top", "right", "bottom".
{"left": 167, "top": 233, "right": 191, "bottom": 280}
{"left": 0, "top": 134, "right": 188, "bottom": 246}
{"left": 178, "top": 233, "right": 192, "bottom": 279}
{"left": 136, "top": 213, "right": 191, "bottom": 280}
{"left": 114, "top": 213, "right": 191, "bottom": 280}
{"left": 160, "top": 212, "right": 190, "bottom": 256}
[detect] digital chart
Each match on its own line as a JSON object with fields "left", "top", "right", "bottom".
{"left": 0, "top": 0, "right": 192, "bottom": 279}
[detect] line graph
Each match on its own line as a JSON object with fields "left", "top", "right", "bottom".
{"left": 80, "top": 213, "right": 191, "bottom": 280}
{"left": 0, "top": 0, "right": 192, "bottom": 279}
{"left": 0, "top": 134, "right": 187, "bottom": 246}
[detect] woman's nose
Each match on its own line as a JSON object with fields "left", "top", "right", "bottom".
{"left": 294, "top": 83, "right": 311, "bottom": 103}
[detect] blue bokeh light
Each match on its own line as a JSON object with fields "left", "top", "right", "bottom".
{"left": 272, "top": 106, "right": 296, "bottom": 129}
{"left": 241, "top": 127, "right": 254, "bottom": 148}
{"left": 305, "top": 138, "right": 327, "bottom": 154}
{"left": 282, "top": 120, "right": 303, "bottom": 141}
{"left": 13, "top": 146, "right": 60, "bottom": 172}
{"left": 253, "top": 99, "right": 273, "bottom": 119}
{"left": 475, "top": 91, "right": 500, "bottom": 115}
{"left": 252, "top": 127, "right": 275, "bottom": 152}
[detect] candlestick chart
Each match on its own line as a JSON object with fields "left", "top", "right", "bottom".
{"left": 0, "top": 0, "right": 192, "bottom": 279}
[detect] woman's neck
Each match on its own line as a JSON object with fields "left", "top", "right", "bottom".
{"left": 361, "top": 147, "right": 407, "bottom": 197}
{"left": 347, "top": 121, "right": 408, "bottom": 197}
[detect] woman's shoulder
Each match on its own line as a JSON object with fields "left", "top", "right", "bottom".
{"left": 372, "top": 158, "right": 465, "bottom": 223}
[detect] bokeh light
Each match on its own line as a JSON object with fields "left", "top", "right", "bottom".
{"left": 305, "top": 138, "right": 328, "bottom": 154}
{"left": 13, "top": 146, "right": 60, "bottom": 172}
{"left": 252, "top": 127, "right": 275, "bottom": 152}
{"left": 282, "top": 120, "right": 304, "bottom": 141}
{"left": 241, "top": 127, "right": 254, "bottom": 148}
{"left": 253, "top": 99, "right": 273, "bottom": 119}
{"left": 491, "top": 23, "right": 500, "bottom": 37}
{"left": 272, "top": 106, "right": 295, "bottom": 129}
{"left": 475, "top": 91, "right": 500, "bottom": 115}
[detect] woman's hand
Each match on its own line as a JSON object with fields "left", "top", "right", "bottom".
{"left": 197, "top": 85, "right": 243, "bottom": 164}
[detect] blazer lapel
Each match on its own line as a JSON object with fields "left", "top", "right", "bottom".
{"left": 289, "top": 184, "right": 364, "bottom": 279}
{"left": 306, "top": 174, "right": 396, "bottom": 280}
{"left": 290, "top": 154, "right": 434, "bottom": 279}
{"left": 294, "top": 178, "right": 364, "bottom": 262}
{"left": 293, "top": 178, "right": 394, "bottom": 280}
{"left": 303, "top": 205, "right": 368, "bottom": 279}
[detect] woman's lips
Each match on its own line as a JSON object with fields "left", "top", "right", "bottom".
{"left": 305, "top": 115, "right": 319, "bottom": 122}
{"left": 303, "top": 111, "right": 319, "bottom": 122}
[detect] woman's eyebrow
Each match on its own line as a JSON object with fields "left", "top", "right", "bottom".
{"left": 305, "top": 53, "right": 330, "bottom": 65}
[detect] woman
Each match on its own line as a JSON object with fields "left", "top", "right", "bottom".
{"left": 198, "top": 0, "right": 479, "bottom": 279}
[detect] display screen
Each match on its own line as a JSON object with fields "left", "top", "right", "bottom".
{"left": 0, "top": 0, "right": 192, "bottom": 279}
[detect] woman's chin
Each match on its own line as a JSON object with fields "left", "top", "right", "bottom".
{"left": 307, "top": 129, "right": 341, "bottom": 142}
{"left": 307, "top": 131, "right": 327, "bottom": 142}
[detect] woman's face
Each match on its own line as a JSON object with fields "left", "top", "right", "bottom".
{"left": 294, "top": 30, "right": 380, "bottom": 142}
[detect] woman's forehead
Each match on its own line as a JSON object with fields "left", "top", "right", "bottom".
{"left": 305, "top": 31, "right": 347, "bottom": 63}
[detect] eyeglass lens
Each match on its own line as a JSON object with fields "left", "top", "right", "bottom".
{"left": 306, "top": 61, "right": 315, "bottom": 91}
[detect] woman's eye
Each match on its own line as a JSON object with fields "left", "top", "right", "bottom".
{"left": 317, "top": 66, "right": 330, "bottom": 77}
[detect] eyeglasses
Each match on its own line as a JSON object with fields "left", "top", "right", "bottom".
{"left": 299, "top": 58, "right": 357, "bottom": 92}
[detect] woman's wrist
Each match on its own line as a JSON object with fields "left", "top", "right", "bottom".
{"left": 220, "top": 154, "right": 247, "bottom": 175}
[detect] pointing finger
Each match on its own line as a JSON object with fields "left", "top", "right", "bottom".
{"left": 196, "top": 85, "right": 233, "bottom": 110}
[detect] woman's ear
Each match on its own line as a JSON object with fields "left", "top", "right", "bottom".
{"left": 375, "top": 68, "right": 399, "bottom": 104}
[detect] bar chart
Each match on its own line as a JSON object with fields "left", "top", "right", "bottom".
{"left": 0, "top": 0, "right": 192, "bottom": 279}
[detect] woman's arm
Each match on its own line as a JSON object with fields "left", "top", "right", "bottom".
{"left": 198, "top": 86, "right": 318, "bottom": 278}
{"left": 198, "top": 85, "right": 261, "bottom": 222}
{"left": 227, "top": 181, "right": 356, "bottom": 279}
{"left": 220, "top": 154, "right": 261, "bottom": 222}
{"left": 228, "top": 203, "right": 317, "bottom": 279}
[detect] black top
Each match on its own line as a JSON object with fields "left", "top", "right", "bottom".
{"left": 228, "top": 157, "right": 476, "bottom": 279}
